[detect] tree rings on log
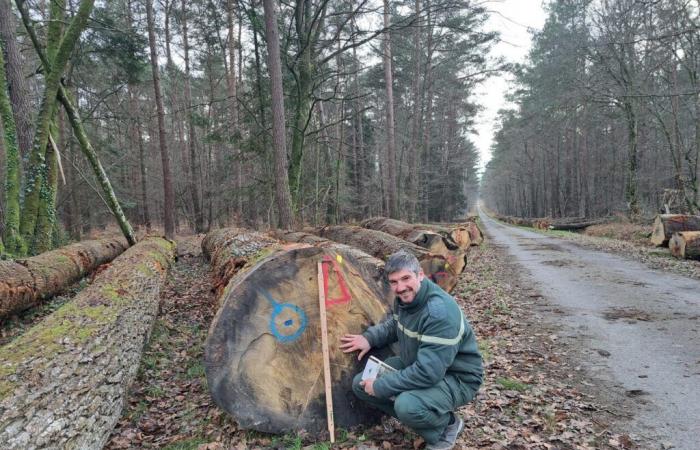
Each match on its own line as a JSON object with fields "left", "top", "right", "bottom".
{"left": 651, "top": 214, "right": 700, "bottom": 247}
{"left": 205, "top": 245, "right": 392, "bottom": 434}
{"left": 0, "top": 237, "right": 128, "bottom": 319}
{"left": 669, "top": 231, "right": 700, "bottom": 260}
{"left": 0, "top": 237, "right": 174, "bottom": 449}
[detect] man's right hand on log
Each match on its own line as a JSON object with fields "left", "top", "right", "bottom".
{"left": 340, "top": 334, "right": 370, "bottom": 360}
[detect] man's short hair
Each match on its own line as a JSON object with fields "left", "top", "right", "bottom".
{"left": 385, "top": 250, "right": 421, "bottom": 277}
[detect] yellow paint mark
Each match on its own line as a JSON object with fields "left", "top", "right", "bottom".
{"left": 445, "top": 262, "right": 450, "bottom": 269}
{"left": 336, "top": 254, "right": 343, "bottom": 264}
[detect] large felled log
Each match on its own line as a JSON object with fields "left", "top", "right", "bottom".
{"left": 311, "top": 225, "right": 462, "bottom": 292}
{"left": 669, "top": 231, "right": 700, "bottom": 260}
{"left": 360, "top": 217, "right": 460, "bottom": 254}
{"left": 651, "top": 214, "right": 700, "bottom": 246}
{"left": 411, "top": 223, "right": 473, "bottom": 249}
{"left": 359, "top": 217, "right": 467, "bottom": 276}
{"left": 204, "top": 230, "right": 392, "bottom": 434}
{"left": 202, "top": 227, "right": 281, "bottom": 295}
{"left": 0, "top": 237, "right": 175, "bottom": 450}
{"left": 547, "top": 218, "right": 609, "bottom": 231}
{"left": 0, "top": 237, "right": 129, "bottom": 319}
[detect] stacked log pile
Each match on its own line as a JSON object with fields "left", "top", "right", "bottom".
{"left": 360, "top": 217, "right": 460, "bottom": 254}
{"left": 203, "top": 220, "right": 482, "bottom": 435}
{"left": 492, "top": 214, "right": 609, "bottom": 232}
{"left": 0, "top": 238, "right": 175, "bottom": 449}
{"left": 358, "top": 217, "right": 471, "bottom": 279}
{"left": 202, "top": 227, "right": 393, "bottom": 434}
{"left": 651, "top": 214, "right": 700, "bottom": 247}
{"left": 310, "top": 225, "right": 462, "bottom": 292}
{"left": 669, "top": 231, "right": 700, "bottom": 260}
{"left": 0, "top": 237, "right": 129, "bottom": 319}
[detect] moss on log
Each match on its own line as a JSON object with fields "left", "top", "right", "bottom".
{"left": 0, "top": 237, "right": 129, "bottom": 319}
{"left": 0, "top": 237, "right": 175, "bottom": 449}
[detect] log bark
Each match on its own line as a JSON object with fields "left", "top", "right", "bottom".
{"left": 310, "top": 225, "right": 462, "bottom": 292}
{"left": 361, "top": 217, "right": 458, "bottom": 253}
{"left": 651, "top": 214, "right": 700, "bottom": 246}
{"left": 0, "top": 237, "right": 175, "bottom": 449}
{"left": 202, "top": 227, "right": 282, "bottom": 296}
{"left": 669, "top": 231, "right": 700, "bottom": 260}
{"left": 0, "top": 237, "right": 128, "bottom": 319}
{"left": 204, "top": 229, "right": 392, "bottom": 434}
{"left": 359, "top": 217, "right": 466, "bottom": 275}
{"left": 413, "top": 223, "right": 473, "bottom": 250}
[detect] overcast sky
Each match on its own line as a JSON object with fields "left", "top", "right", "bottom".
{"left": 472, "top": 0, "right": 548, "bottom": 172}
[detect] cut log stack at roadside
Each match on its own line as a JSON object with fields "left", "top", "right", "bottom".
{"left": 0, "top": 238, "right": 175, "bottom": 450}
{"left": 201, "top": 219, "right": 483, "bottom": 435}
{"left": 669, "top": 231, "right": 700, "bottom": 260}
{"left": 0, "top": 237, "right": 129, "bottom": 320}
{"left": 651, "top": 214, "right": 700, "bottom": 247}
{"left": 311, "top": 225, "right": 462, "bottom": 292}
{"left": 202, "top": 227, "right": 393, "bottom": 435}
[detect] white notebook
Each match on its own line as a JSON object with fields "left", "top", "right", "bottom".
{"left": 362, "top": 355, "right": 397, "bottom": 380}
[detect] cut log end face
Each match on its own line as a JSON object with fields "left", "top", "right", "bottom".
{"left": 205, "top": 246, "right": 392, "bottom": 433}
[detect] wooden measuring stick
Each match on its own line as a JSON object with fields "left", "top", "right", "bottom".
{"left": 317, "top": 261, "right": 335, "bottom": 443}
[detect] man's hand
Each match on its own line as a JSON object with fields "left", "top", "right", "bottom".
{"left": 340, "top": 334, "right": 371, "bottom": 360}
{"left": 360, "top": 378, "right": 376, "bottom": 396}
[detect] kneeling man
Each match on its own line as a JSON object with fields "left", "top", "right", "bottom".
{"left": 340, "top": 251, "right": 483, "bottom": 450}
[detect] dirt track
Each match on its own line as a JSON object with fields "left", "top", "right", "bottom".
{"left": 479, "top": 208, "right": 700, "bottom": 450}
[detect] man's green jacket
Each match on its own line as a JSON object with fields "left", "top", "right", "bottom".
{"left": 362, "top": 278, "right": 483, "bottom": 400}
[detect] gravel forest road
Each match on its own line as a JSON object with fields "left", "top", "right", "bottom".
{"left": 478, "top": 208, "right": 700, "bottom": 450}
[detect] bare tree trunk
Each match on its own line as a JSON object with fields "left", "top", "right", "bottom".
{"left": 0, "top": 0, "right": 32, "bottom": 157}
{"left": 181, "top": 0, "right": 203, "bottom": 232}
{"left": 262, "top": 0, "right": 293, "bottom": 229}
{"left": 145, "top": 0, "right": 175, "bottom": 238}
{"left": 226, "top": 0, "right": 242, "bottom": 219}
{"left": 382, "top": 0, "right": 398, "bottom": 218}
{"left": 407, "top": 0, "right": 422, "bottom": 221}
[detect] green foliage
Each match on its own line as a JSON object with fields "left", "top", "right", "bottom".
{"left": 80, "top": 5, "right": 149, "bottom": 85}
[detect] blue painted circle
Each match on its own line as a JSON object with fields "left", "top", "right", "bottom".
{"left": 269, "top": 303, "right": 308, "bottom": 343}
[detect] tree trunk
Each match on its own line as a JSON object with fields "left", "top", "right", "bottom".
{"left": 0, "top": 32, "right": 23, "bottom": 254}
{"left": 412, "top": 223, "right": 473, "bottom": 250}
{"left": 0, "top": 237, "right": 128, "bottom": 319}
{"left": 651, "top": 214, "right": 700, "bottom": 246}
{"left": 18, "top": 0, "right": 95, "bottom": 247}
{"left": 0, "top": 238, "right": 175, "bottom": 450}
{"left": 669, "top": 231, "right": 700, "bottom": 260}
{"left": 202, "top": 228, "right": 391, "bottom": 434}
{"left": 145, "top": 0, "right": 175, "bottom": 238}
{"left": 382, "top": 0, "right": 398, "bottom": 218}
{"left": 226, "top": 0, "right": 241, "bottom": 219}
{"left": 262, "top": 0, "right": 293, "bottom": 229}
{"left": 181, "top": 0, "right": 203, "bottom": 232}
{"left": 310, "top": 225, "right": 462, "bottom": 292}
{"left": 0, "top": 0, "right": 31, "bottom": 158}
{"left": 58, "top": 88, "right": 137, "bottom": 245}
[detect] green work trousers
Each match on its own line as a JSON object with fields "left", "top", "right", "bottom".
{"left": 352, "top": 356, "right": 476, "bottom": 445}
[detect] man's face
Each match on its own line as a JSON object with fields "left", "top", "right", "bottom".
{"left": 387, "top": 269, "right": 424, "bottom": 303}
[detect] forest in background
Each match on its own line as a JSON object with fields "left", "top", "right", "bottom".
{"left": 0, "top": 0, "right": 493, "bottom": 257}
{"left": 482, "top": 0, "right": 700, "bottom": 220}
